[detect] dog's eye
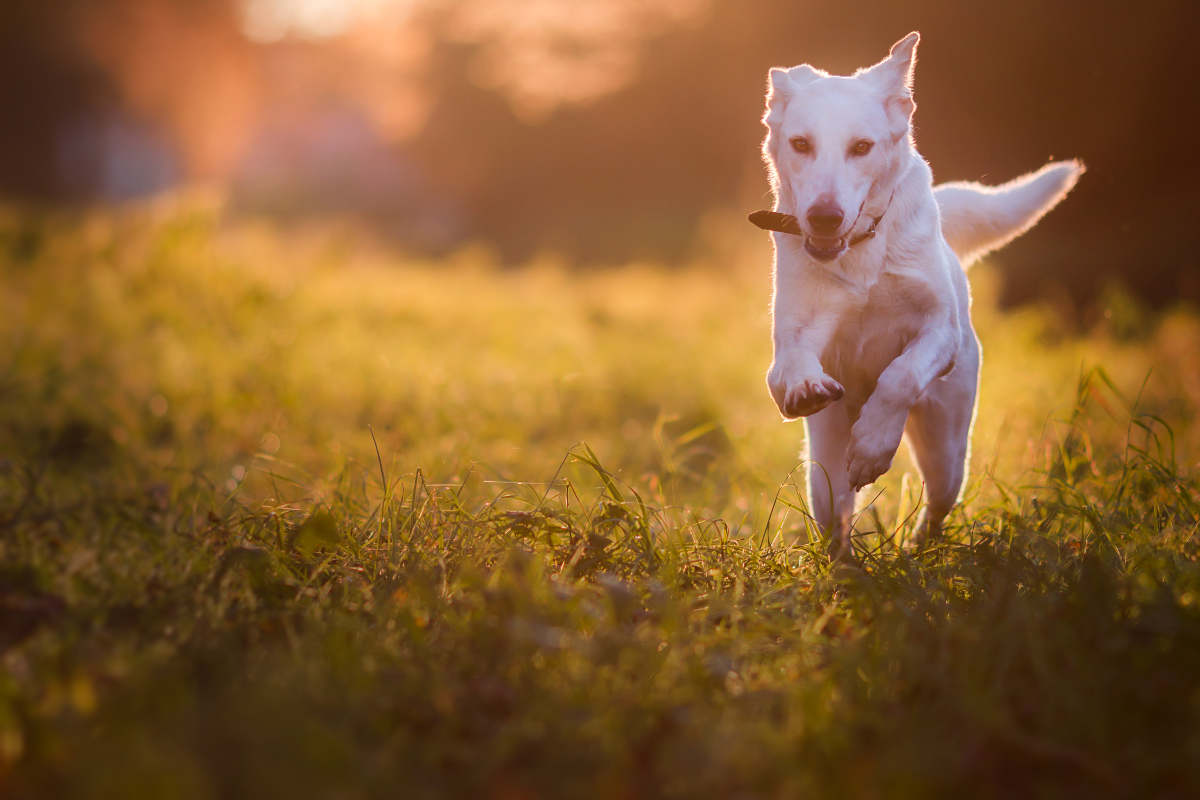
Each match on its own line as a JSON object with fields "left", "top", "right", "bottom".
{"left": 851, "top": 140, "right": 874, "bottom": 156}
{"left": 790, "top": 137, "right": 811, "bottom": 154}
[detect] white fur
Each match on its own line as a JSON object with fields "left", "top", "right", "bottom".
{"left": 761, "top": 32, "right": 1082, "bottom": 551}
{"left": 935, "top": 161, "right": 1084, "bottom": 266}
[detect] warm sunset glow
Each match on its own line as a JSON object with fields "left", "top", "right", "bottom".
{"left": 238, "top": 0, "right": 712, "bottom": 119}
{"left": 240, "top": 0, "right": 419, "bottom": 43}
{"left": 445, "top": 0, "right": 712, "bottom": 119}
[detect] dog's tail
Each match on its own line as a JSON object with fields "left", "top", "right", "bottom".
{"left": 934, "top": 160, "right": 1084, "bottom": 267}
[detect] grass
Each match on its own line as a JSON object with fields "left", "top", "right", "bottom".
{"left": 2, "top": 198, "right": 1200, "bottom": 797}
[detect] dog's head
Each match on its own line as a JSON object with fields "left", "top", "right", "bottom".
{"left": 762, "top": 33, "right": 919, "bottom": 262}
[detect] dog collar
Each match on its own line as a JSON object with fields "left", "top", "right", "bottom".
{"left": 748, "top": 192, "right": 895, "bottom": 248}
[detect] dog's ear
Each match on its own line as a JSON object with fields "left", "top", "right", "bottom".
{"left": 764, "top": 64, "right": 823, "bottom": 126}
{"left": 764, "top": 68, "right": 791, "bottom": 126}
{"left": 858, "top": 32, "right": 919, "bottom": 140}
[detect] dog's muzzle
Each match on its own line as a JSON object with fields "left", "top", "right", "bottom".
{"left": 748, "top": 211, "right": 849, "bottom": 261}
{"left": 748, "top": 202, "right": 891, "bottom": 262}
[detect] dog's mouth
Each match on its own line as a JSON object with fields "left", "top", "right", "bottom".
{"left": 803, "top": 235, "right": 847, "bottom": 262}
{"left": 746, "top": 212, "right": 855, "bottom": 262}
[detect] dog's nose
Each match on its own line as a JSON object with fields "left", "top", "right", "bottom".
{"left": 806, "top": 204, "right": 844, "bottom": 236}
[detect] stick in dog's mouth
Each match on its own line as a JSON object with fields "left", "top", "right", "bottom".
{"left": 748, "top": 211, "right": 846, "bottom": 261}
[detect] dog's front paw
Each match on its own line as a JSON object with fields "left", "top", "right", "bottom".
{"left": 846, "top": 411, "right": 906, "bottom": 491}
{"left": 780, "top": 374, "right": 844, "bottom": 419}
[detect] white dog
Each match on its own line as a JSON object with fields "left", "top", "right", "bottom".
{"left": 753, "top": 32, "right": 1081, "bottom": 551}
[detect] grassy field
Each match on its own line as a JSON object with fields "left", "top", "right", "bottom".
{"left": 3, "top": 199, "right": 1200, "bottom": 798}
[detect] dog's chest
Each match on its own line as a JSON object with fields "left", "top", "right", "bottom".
{"left": 822, "top": 271, "right": 933, "bottom": 407}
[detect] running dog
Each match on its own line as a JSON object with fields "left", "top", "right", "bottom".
{"left": 752, "top": 32, "right": 1081, "bottom": 551}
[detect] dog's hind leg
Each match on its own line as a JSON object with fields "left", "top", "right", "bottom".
{"left": 903, "top": 339, "right": 980, "bottom": 545}
{"left": 803, "top": 401, "right": 856, "bottom": 558}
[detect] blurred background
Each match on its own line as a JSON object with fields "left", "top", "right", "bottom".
{"left": 2, "top": 0, "right": 1198, "bottom": 313}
